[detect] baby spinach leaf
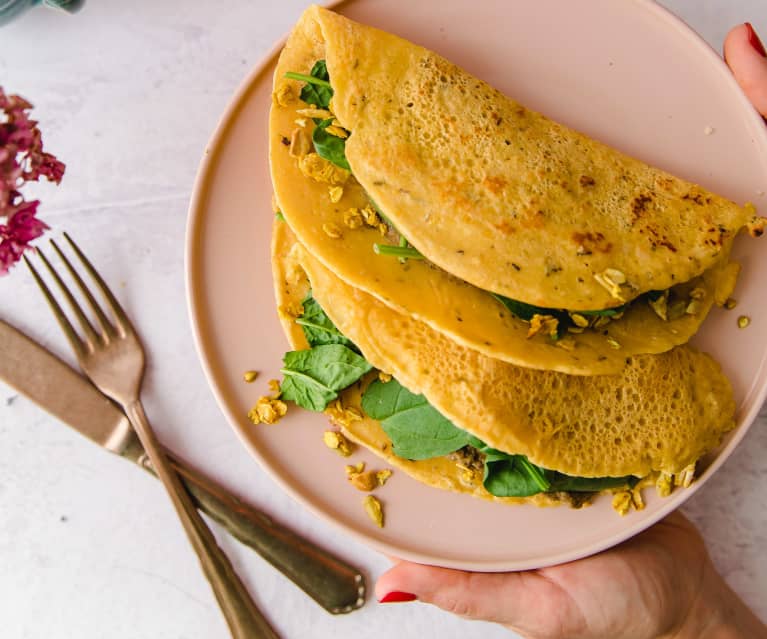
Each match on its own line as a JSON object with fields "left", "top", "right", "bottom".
{"left": 285, "top": 59, "right": 334, "bottom": 109}
{"left": 362, "top": 378, "right": 471, "bottom": 459}
{"left": 470, "top": 437, "right": 635, "bottom": 497}
{"left": 468, "top": 440, "right": 550, "bottom": 496}
{"left": 280, "top": 373, "right": 337, "bottom": 412}
{"left": 490, "top": 295, "right": 548, "bottom": 322}
{"left": 546, "top": 472, "right": 638, "bottom": 493}
{"left": 361, "top": 385, "right": 637, "bottom": 497}
{"left": 281, "top": 344, "right": 372, "bottom": 412}
{"left": 483, "top": 457, "right": 550, "bottom": 497}
{"left": 296, "top": 291, "right": 358, "bottom": 351}
{"left": 312, "top": 119, "right": 350, "bottom": 170}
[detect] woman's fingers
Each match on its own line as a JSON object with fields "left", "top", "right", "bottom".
{"left": 375, "top": 560, "right": 580, "bottom": 633}
{"left": 724, "top": 23, "right": 767, "bottom": 117}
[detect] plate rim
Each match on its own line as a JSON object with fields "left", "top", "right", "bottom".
{"left": 185, "top": 0, "right": 767, "bottom": 571}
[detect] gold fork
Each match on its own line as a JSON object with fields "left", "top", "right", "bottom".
{"left": 25, "top": 233, "right": 280, "bottom": 639}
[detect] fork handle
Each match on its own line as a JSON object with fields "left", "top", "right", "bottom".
{"left": 124, "top": 399, "right": 280, "bottom": 639}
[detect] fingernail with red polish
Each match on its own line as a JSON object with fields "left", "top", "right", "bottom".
{"left": 379, "top": 591, "right": 417, "bottom": 603}
{"left": 746, "top": 23, "right": 767, "bottom": 58}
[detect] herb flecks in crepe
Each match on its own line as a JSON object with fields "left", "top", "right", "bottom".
{"left": 361, "top": 377, "right": 637, "bottom": 499}
{"left": 295, "top": 235, "right": 736, "bottom": 480}
{"left": 270, "top": 7, "right": 752, "bottom": 375}
{"left": 271, "top": 222, "right": 734, "bottom": 509}
{"left": 307, "top": 7, "right": 760, "bottom": 310}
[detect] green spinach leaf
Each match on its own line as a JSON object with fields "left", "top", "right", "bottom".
{"left": 285, "top": 60, "right": 349, "bottom": 169}
{"left": 469, "top": 437, "right": 635, "bottom": 497}
{"left": 296, "top": 291, "right": 358, "bottom": 351}
{"left": 286, "top": 60, "right": 333, "bottom": 109}
{"left": 312, "top": 119, "right": 350, "bottom": 170}
{"left": 546, "top": 472, "right": 638, "bottom": 492}
{"left": 362, "top": 378, "right": 471, "bottom": 459}
{"left": 280, "top": 373, "right": 337, "bottom": 413}
{"left": 483, "top": 456, "right": 550, "bottom": 497}
{"left": 281, "top": 344, "right": 372, "bottom": 412}
{"left": 360, "top": 382, "right": 637, "bottom": 497}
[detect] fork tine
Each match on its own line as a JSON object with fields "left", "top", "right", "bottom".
{"left": 50, "top": 238, "right": 115, "bottom": 340}
{"left": 35, "top": 247, "right": 102, "bottom": 349}
{"left": 23, "top": 255, "right": 87, "bottom": 358}
{"left": 62, "top": 232, "right": 133, "bottom": 336}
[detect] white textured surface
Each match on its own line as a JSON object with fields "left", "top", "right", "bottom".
{"left": 0, "top": 1, "right": 765, "bottom": 637}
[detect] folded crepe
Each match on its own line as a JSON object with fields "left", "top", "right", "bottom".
{"left": 272, "top": 221, "right": 736, "bottom": 507}
{"left": 269, "top": 5, "right": 757, "bottom": 375}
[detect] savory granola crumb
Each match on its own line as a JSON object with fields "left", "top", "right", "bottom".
{"left": 289, "top": 127, "right": 312, "bottom": 158}
{"left": 594, "top": 270, "right": 626, "bottom": 302}
{"left": 527, "top": 313, "right": 559, "bottom": 339}
{"left": 656, "top": 472, "right": 674, "bottom": 498}
{"left": 322, "top": 222, "right": 343, "bottom": 239}
{"left": 349, "top": 470, "right": 380, "bottom": 492}
{"left": 689, "top": 287, "right": 706, "bottom": 300}
{"left": 375, "top": 469, "right": 393, "bottom": 487}
{"left": 737, "top": 315, "right": 751, "bottom": 329}
{"left": 295, "top": 107, "right": 332, "bottom": 119}
{"left": 328, "top": 185, "right": 344, "bottom": 203}
{"left": 674, "top": 463, "right": 696, "bottom": 488}
{"left": 323, "top": 430, "right": 353, "bottom": 457}
{"left": 267, "top": 379, "right": 282, "bottom": 398}
{"left": 363, "top": 495, "right": 384, "bottom": 528}
{"left": 360, "top": 205, "right": 381, "bottom": 228}
{"left": 611, "top": 491, "right": 633, "bottom": 516}
{"left": 648, "top": 291, "right": 669, "bottom": 321}
{"left": 724, "top": 298, "right": 738, "bottom": 310}
{"left": 248, "top": 396, "right": 288, "bottom": 425}
{"left": 277, "top": 301, "right": 304, "bottom": 321}
{"left": 345, "top": 462, "right": 365, "bottom": 476}
{"left": 298, "top": 153, "right": 349, "bottom": 186}
{"left": 326, "top": 399, "right": 364, "bottom": 428}
{"left": 325, "top": 125, "right": 349, "bottom": 139}
{"left": 746, "top": 213, "right": 767, "bottom": 238}
{"left": 569, "top": 313, "right": 589, "bottom": 328}
{"left": 685, "top": 300, "right": 701, "bottom": 316}
{"left": 630, "top": 486, "right": 645, "bottom": 511}
{"left": 243, "top": 370, "right": 258, "bottom": 383}
{"left": 343, "top": 208, "right": 364, "bottom": 229}
{"left": 272, "top": 82, "right": 296, "bottom": 107}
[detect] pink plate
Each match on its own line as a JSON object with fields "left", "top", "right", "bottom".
{"left": 186, "top": 0, "right": 767, "bottom": 570}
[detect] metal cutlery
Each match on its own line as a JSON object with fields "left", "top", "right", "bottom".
{"left": 0, "top": 317, "right": 365, "bottom": 615}
{"left": 25, "top": 234, "right": 281, "bottom": 639}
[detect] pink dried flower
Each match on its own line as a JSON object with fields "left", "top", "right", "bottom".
{"left": 0, "top": 86, "right": 64, "bottom": 274}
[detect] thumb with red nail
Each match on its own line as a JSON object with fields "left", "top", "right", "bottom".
{"left": 374, "top": 23, "right": 767, "bottom": 639}
{"left": 725, "top": 23, "right": 767, "bottom": 117}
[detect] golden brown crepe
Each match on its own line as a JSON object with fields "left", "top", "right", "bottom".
{"left": 272, "top": 221, "right": 583, "bottom": 507}
{"left": 269, "top": 5, "right": 747, "bottom": 375}
{"left": 297, "top": 5, "right": 755, "bottom": 310}
{"left": 273, "top": 220, "right": 736, "bottom": 482}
